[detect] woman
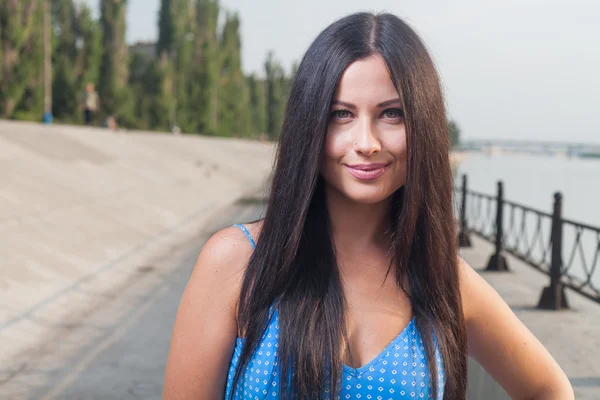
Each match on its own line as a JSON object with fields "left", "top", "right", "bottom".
{"left": 164, "top": 12, "right": 573, "bottom": 399}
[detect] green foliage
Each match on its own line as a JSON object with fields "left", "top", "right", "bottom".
{"left": 156, "top": 0, "right": 174, "bottom": 57}
{"left": 51, "top": 0, "right": 77, "bottom": 121}
{"left": 185, "top": 0, "right": 220, "bottom": 135}
{"left": 0, "top": 0, "right": 44, "bottom": 119}
{"left": 156, "top": 0, "right": 202, "bottom": 132}
{"left": 448, "top": 119, "right": 461, "bottom": 148}
{"left": 169, "top": 0, "right": 196, "bottom": 132}
{"left": 128, "top": 51, "right": 172, "bottom": 131}
{"left": 51, "top": 1, "right": 102, "bottom": 123}
{"left": 246, "top": 74, "right": 266, "bottom": 135}
{"left": 265, "top": 52, "right": 290, "bottom": 140}
{"left": 98, "top": 0, "right": 132, "bottom": 123}
{"left": 79, "top": 7, "right": 102, "bottom": 88}
{"left": 218, "top": 12, "right": 251, "bottom": 137}
{"left": 0, "top": 13, "right": 2, "bottom": 84}
{"left": 5, "top": 0, "right": 294, "bottom": 138}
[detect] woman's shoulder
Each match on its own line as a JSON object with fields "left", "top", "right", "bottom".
{"left": 164, "top": 223, "right": 264, "bottom": 397}
{"left": 199, "top": 221, "right": 262, "bottom": 269}
{"left": 181, "top": 222, "right": 263, "bottom": 324}
{"left": 194, "top": 221, "right": 263, "bottom": 285}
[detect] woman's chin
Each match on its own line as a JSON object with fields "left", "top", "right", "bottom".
{"left": 339, "top": 186, "right": 393, "bottom": 205}
{"left": 323, "top": 175, "right": 403, "bottom": 205}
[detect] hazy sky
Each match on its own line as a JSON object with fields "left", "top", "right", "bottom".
{"left": 81, "top": 0, "right": 600, "bottom": 143}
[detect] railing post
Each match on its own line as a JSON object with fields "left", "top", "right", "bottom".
{"left": 458, "top": 174, "right": 472, "bottom": 247}
{"left": 538, "top": 192, "right": 569, "bottom": 310}
{"left": 486, "top": 181, "right": 509, "bottom": 271}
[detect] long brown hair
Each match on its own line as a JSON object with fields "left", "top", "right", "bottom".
{"left": 232, "top": 12, "right": 467, "bottom": 399}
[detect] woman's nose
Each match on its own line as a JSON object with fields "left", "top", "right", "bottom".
{"left": 353, "top": 120, "right": 382, "bottom": 156}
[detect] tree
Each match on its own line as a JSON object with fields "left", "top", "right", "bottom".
{"left": 76, "top": 5, "right": 102, "bottom": 98}
{"left": 246, "top": 74, "right": 266, "bottom": 136}
{"left": 51, "top": 0, "right": 77, "bottom": 121}
{"left": 448, "top": 119, "right": 461, "bottom": 148}
{"left": 187, "top": 0, "right": 220, "bottom": 135}
{"left": 172, "top": 0, "right": 197, "bottom": 132}
{"left": 0, "top": 0, "right": 296, "bottom": 138}
{"left": 156, "top": 0, "right": 174, "bottom": 58}
{"left": 0, "top": 0, "right": 45, "bottom": 120}
{"left": 156, "top": 0, "right": 198, "bottom": 132}
{"left": 51, "top": 1, "right": 102, "bottom": 123}
{"left": 128, "top": 50, "right": 172, "bottom": 131}
{"left": 98, "top": 0, "right": 132, "bottom": 124}
{"left": 0, "top": 10, "right": 3, "bottom": 85}
{"left": 264, "top": 51, "right": 289, "bottom": 140}
{"left": 218, "top": 12, "right": 250, "bottom": 137}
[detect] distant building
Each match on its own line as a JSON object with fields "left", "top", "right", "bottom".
{"left": 128, "top": 41, "right": 156, "bottom": 60}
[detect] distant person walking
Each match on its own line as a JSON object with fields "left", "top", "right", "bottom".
{"left": 82, "top": 83, "right": 98, "bottom": 125}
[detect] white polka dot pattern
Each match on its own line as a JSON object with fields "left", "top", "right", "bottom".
{"left": 224, "top": 310, "right": 445, "bottom": 400}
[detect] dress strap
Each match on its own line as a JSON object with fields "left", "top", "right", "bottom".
{"left": 233, "top": 223, "right": 256, "bottom": 249}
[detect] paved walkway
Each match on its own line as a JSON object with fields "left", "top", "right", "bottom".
{"left": 461, "top": 235, "right": 600, "bottom": 399}
{"left": 0, "top": 199, "right": 265, "bottom": 399}
{"left": 0, "top": 120, "right": 273, "bottom": 398}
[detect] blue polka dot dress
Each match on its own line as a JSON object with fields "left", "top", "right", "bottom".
{"left": 226, "top": 225, "right": 445, "bottom": 400}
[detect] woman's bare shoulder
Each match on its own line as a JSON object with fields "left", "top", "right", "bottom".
{"left": 198, "top": 221, "right": 262, "bottom": 277}
{"left": 163, "top": 223, "right": 263, "bottom": 398}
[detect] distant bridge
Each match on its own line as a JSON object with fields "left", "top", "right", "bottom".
{"left": 458, "top": 139, "right": 600, "bottom": 158}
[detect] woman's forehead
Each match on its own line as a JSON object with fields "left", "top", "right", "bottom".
{"left": 334, "top": 55, "right": 399, "bottom": 105}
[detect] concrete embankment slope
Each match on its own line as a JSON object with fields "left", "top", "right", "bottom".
{"left": 0, "top": 120, "right": 274, "bottom": 362}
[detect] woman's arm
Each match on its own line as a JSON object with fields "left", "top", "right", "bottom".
{"left": 163, "top": 227, "right": 252, "bottom": 399}
{"left": 459, "top": 258, "right": 574, "bottom": 400}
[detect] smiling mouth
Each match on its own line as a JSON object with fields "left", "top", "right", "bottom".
{"left": 345, "top": 163, "right": 389, "bottom": 181}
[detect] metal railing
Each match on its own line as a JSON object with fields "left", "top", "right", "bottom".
{"left": 455, "top": 174, "right": 600, "bottom": 309}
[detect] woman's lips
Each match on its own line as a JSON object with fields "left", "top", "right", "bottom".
{"left": 345, "top": 163, "right": 389, "bottom": 181}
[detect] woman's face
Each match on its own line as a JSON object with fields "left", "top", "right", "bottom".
{"left": 321, "top": 54, "right": 407, "bottom": 204}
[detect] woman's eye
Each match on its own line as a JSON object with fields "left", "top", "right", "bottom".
{"left": 332, "top": 110, "right": 352, "bottom": 119}
{"left": 383, "top": 109, "right": 404, "bottom": 119}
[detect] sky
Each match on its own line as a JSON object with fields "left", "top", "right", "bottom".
{"left": 80, "top": 0, "right": 600, "bottom": 143}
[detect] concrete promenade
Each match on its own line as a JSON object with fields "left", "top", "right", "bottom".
{"left": 1, "top": 198, "right": 266, "bottom": 399}
{"left": 0, "top": 120, "right": 274, "bottom": 398}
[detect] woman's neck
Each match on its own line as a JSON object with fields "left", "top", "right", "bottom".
{"left": 325, "top": 185, "right": 393, "bottom": 253}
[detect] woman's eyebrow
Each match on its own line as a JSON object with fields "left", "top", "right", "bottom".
{"left": 331, "top": 100, "right": 356, "bottom": 109}
{"left": 331, "top": 98, "right": 402, "bottom": 109}
{"left": 377, "top": 98, "right": 402, "bottom": 107}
